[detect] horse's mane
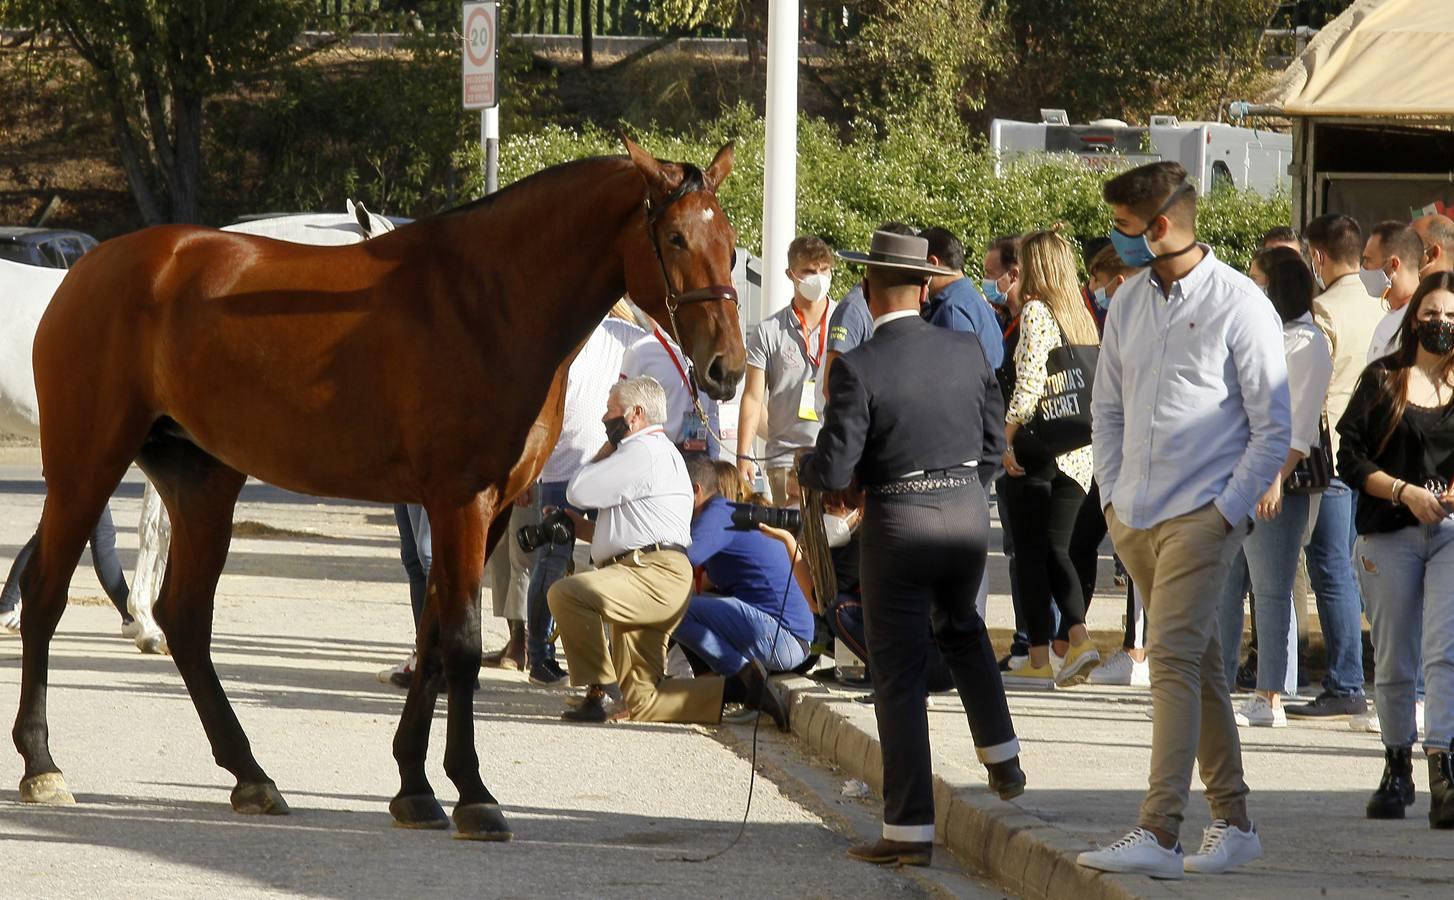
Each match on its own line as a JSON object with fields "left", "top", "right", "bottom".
{"left": 431, "top": 154, "right": 707, "bottom": 220}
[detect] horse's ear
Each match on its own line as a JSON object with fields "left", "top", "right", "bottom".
{"left": 623, "top": 134, "right": 670, "bottom": 197}
{"left": 704, "top": 142, "right": 734, "bottom": 193}
{"left": 353, "top": 200, "right": 374, "bottom": 237}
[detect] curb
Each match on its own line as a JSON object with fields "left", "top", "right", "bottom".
{"left": 774, "top": 675, "right": 1174, "bottom": 900}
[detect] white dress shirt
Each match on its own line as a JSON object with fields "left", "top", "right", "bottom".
{"left": 1091, "top": 247, "right": 1292, "bottom": 529}
{"left": 566, "top": 426, "right": 693, "bottom": 565}
{"left": 620, "top": 330, "right": 721, "bottom": 456}
{"left": 540, "top": 317, "right": 644, "bottom": 484}
{"left": 1368, "top": 306, "right": 1405, "bottom": 363}
{"left": 1283, "top": 313, "right": 1334, "bottom": 456}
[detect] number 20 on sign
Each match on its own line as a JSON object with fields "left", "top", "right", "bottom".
{"left": 462, "top": 1, "right": 497, "bottom": 110}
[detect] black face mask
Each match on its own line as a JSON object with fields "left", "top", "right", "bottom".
{"left": 604, "top": 415, "right": 630, "bottom": 446}
{"left": 1415, "top": 320, "right": 1454, "bottom": 356}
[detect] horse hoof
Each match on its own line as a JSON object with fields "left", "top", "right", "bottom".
{"left": 231, "top": 780, "right": 290, "bottom": 815}
{"left": 19, "top": 773, "right": 75, "bottom": 805}
{"left": 451, "top": 803, "right": 512, "bottom": 842}
{"left": 389, "top": 794, "right": 449, "bottom": 829}
{"left": 135, "top": 632, "right": 168, "bottom": 655}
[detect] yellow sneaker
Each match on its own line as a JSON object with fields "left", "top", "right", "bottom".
{"left": 1056, "top": 643, "right": 1101, "bottom": 686}
{"left": 1002, "top": 662, "right": 1056, "bottom": 691}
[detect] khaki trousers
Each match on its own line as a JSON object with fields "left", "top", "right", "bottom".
{"left": 767, "top": 467, "right": 794, "bottom": 507}
{"left": 547, "top": 549, "right": 723, "bottom": 724}
{"left": 1107, "top": 502, "right": 1251, "bottom": 838}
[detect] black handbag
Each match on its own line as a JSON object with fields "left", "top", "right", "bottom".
{"left": 1284, "top": 413, "right": 1333, "bottom": 495}
{"left": 1014, "top": 324, "right": 1098, "bottom": 460}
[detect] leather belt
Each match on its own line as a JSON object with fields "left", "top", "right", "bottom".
{"left": 601, "top": 542, "right": 689, "bottom": 567}
{"left": 866, "top": 466, "right": 979, "bottom": 496}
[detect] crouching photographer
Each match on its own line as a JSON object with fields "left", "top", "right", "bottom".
{"left": 546, "top": 376, "right": 783, "bottom": 728}
{"left": 668, "top": 454, "right": 809, "bottom": 728}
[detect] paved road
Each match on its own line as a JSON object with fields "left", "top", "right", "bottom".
{"left": 0, "top": 458, "right": 1006, "bottom": 900}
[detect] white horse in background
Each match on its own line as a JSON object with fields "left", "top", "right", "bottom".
{"left": 5, "top": 202, "right": 396, "bottom": 653}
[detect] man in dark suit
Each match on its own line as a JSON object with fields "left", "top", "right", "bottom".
{"left": 799, "top": 230, "right": 1025, "bottom": 868}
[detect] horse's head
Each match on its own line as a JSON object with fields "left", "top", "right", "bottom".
{"left": 621, "top": 137, "right": 745, "bottom": 401}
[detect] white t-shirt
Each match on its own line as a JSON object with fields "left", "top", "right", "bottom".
{"left": 620, "top": 329, "right": 721, "bottom": 456}
{"left": 1369, "top": 306, "right": 1405, "bottom": 363}
{"left": 540, "top": 318, "right": 644, "bottom": 484}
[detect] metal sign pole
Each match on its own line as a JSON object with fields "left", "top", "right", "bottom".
{"left": 483, "top": 106, "right": 500, "bottom": 195}
{"left": 462, "top": 1, "right": 500, "bottom": 197}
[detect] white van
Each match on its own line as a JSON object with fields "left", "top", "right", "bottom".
{"left": 990, "top": 111, "right": 1293, "bottom": 196}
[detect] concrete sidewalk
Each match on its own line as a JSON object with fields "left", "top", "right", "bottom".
{"left": 778, "top": 671, "right": 1454, "bottom": 900}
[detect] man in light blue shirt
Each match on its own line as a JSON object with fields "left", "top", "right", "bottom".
{"left": 1079, "top": 162, "right": 1291, "bottom": 880}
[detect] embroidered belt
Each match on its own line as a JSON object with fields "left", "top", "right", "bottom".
{"left": 866, "top": 476, "right": 974, "bottom": 496}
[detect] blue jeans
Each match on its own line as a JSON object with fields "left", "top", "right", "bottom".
{"left": 524, "top": 480, "right": 578, "bottom": 666}
{"left": 672, "top": 594, "right": 808, "bottom": 675}
{"left": 1, "top": 504, "right": 130, "bottom": 617}
{"left": 1219, "top": 493, "right": 1310, "bottom": 695}
{"left": 393, "top": 503, "right": 431, "bottom": 630}
{"left": 1303, "top": 480, "right": 1365, "bottom": 696}
{"left": 1356, "top": 519, "right": 1454, "bottom": 753}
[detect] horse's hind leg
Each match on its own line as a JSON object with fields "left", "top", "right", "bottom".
{"left": 138, "top": 438, "right": 286, "bottom": 815}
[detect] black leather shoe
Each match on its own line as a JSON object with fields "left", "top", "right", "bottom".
{"left": 1430, "top": 749, "right": 1454, "bottom": 829}
{"left": 561, "top": 687, "right": 608, "bottom": 723}
{"left": 736, "top": 660, "right": 790, "bottom": 732}
{"left": 846, "top": 838, "right": 932, "bottom": 867}
{"left": 1367, "top": 746, "right": 1415, "bottom": 819}
{"left": 986, "top": 756, "right": 1026, "bottom": 801}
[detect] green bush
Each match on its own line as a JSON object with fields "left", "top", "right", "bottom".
{"left": 458, "top": 104, "right": 1291, "bottom": 288}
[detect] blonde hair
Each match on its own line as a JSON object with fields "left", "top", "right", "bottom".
{"left": 1018, "top": 228, "right": 1100, "bottom": 346}
{"left": 712, "top": 460, "right": 750, "bottom": 502}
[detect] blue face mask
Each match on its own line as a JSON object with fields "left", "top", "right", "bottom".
{"left": 981, "top": 277, "right": 1006, "bottom": 304}
{"left": 1093, "top": 285, "right": 1111, "bottom": 310}
{"left": 1107, "top": 181, "right": 1194, "bottom": 269}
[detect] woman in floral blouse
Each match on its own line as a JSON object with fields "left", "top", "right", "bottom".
{"left": 1000, "top": 229, "right": 1103, "bottom": 690}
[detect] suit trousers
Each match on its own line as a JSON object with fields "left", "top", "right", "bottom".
{"left": 860, "top": 479, "right": 1019, "bottom": 842}
{"left": 547, "top": 549, "right": 723, "bottom": 723}
{"left": 1107, "top": 502, "right": 1251, "bottom": 838}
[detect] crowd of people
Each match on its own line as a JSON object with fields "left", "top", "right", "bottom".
{"left": 370, "top": 159, "right": 1454, "bottom": 876}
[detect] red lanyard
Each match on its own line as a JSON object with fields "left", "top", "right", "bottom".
{"left": 653, "top": 328, "right": 697, "bottom": 396}
{"left": 793, "top": 306, "right": 828, "bottom": 370}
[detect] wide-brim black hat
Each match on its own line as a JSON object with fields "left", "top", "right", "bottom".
{"left": 836, "top": 230, "right": 957, "bottom": 277}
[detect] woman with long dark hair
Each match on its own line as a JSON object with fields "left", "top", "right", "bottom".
{"left": 1216, "top": 247, "right": 1332, "bottom": 726}
{"left": 1338, "top": 271, "right": 1454, "bottom": 828}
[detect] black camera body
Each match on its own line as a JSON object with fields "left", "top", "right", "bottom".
{"left": 516, "top": 508, "right": 575, "bottom": 553}
{"left": 728, "top": 502, "right": 801, "bottom": 533}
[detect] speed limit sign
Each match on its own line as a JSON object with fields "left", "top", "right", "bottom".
{"left": 462, "top": 2, "right": 497, "bottom": 109}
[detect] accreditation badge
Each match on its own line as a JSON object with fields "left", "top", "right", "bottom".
{"left": 797, "top": 379, "right": 819, "bottom": 422}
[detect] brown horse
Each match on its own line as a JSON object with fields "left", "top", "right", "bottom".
{"left": 12, "top": 138, "right": 744, "bottom": 841}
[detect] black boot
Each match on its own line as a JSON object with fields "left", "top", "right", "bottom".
{"left": 1367, "top": 746, "right": 1415, "bottom": 819}
{"left": 1429, "top": 748, "right": 1454, "bottom": 829}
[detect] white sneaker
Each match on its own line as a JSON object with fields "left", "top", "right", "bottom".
{"left": 0, "top": 606, "right": 20, "bottom": 634}
{"left": 1183, "top": 819, "right": 1262, "bottom": 874}
{"left": 1077, "top": 827, "right": 1184, "bottom": 880}
{"left": 1005, "top": 654, "right": 1029, "bottom": 672}
{"left": 1088, "top": 649, "right": 1150, "bottom": 687}
{"left": 1234, "top": 695, "right": 1287, "bottom": 728}
{"left": 120, "top": 618, "right": 143, "bottom": 639}
{"left": 378, "top": 651, "right": 416, "bottom": 686}
{"left": 1351, "top": 701, "right": 1425, "bottom": 736}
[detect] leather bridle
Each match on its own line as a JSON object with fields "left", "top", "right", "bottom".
{"left": 642, "top": 178, "right": 739, "bottom": 358}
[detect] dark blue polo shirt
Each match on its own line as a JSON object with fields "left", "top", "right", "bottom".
{"left": 687, "top": 495, "right": 813, "bottom": 643}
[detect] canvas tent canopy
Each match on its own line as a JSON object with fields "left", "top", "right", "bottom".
{"left": 1252, "top": 0, "right": 1454, "bottom": 230}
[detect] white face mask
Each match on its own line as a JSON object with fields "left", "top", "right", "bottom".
{"left": 1360, "top": 266, "right": 1392, "bottom": 298}
{"left": 823, "top": 512, "right": 856, "bottom": 548}
{"left": 795, "top": 272, "right": 832, "bottom": 303}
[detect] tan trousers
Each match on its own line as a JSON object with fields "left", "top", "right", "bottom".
{"left": 1107, "top": 502, "right": 1251, "bottom": 837}
{"left": 485, "top": 505, "right": 533, "bottom": 621}
{"left": 547, "top": 549, "right": 723, "bottom": 724}
{"left": 767, "top": 467, "right": 794, "bottom": 506}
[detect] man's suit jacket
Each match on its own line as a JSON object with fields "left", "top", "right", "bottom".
{"left": 799, "top": 314, "right": 1006, "bottom": 492}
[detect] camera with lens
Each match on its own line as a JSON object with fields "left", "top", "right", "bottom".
{"left": 728, "top": 502, "right": 801, "bottom": 533}
{"left": 516, "top": 508, "right": 576, "bottom": 553}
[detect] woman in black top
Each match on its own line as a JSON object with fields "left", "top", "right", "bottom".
{"left": 1337, "top": 271, "right": 1454, "bottom": 829}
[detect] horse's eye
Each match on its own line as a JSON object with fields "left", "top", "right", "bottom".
{"left": 669, "top": 232, "right": 687, "bottom": 249}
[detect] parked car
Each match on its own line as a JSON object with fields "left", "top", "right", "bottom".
{"left": 0, "top": 227, "right": 99, "bottom": 269}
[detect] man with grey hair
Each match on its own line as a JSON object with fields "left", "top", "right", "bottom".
{"left": 548, "top": 376, "right": 729, "bottom": 724}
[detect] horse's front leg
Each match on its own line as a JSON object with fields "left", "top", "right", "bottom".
{"left": 436, "top": 496, "right": 511, "bottom": 841}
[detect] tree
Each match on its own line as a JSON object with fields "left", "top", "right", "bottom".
{"left": 0, "top": 1, "right": 305, "bottom": 224}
